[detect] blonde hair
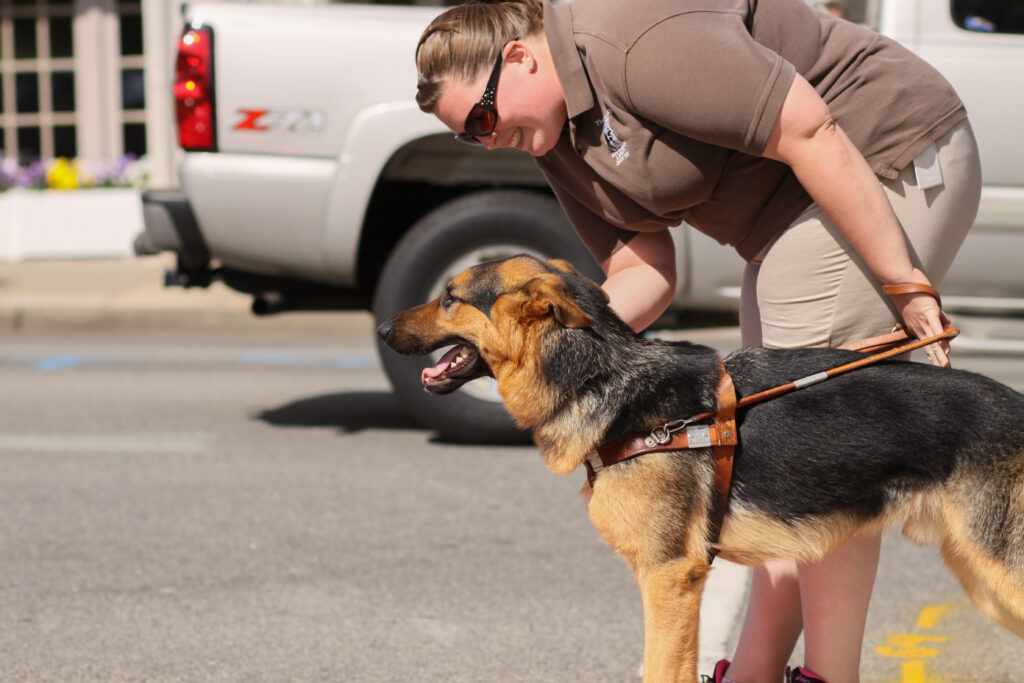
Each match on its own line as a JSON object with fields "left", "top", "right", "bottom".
{"left": 415, "top": 0, "right": 544, "bottom": 113}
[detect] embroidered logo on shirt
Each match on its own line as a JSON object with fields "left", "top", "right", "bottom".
{"left": 598, "top": 109, "right": 629, "bottom": 166}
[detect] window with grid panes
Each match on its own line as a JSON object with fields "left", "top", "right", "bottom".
{"left": 0, "top": 0, "right": 77, "bottom": 164}
{"left": 0, "top": 0, "right": 145, "bottom": 166}
{"left": 119, "top": 0, "right": 144, "bottom": 157}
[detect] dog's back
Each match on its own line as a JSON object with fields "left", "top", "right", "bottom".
{"left": 714, "top": 345, "right": 1024, "bottom": 637}
{"left": 725, "top": 347, "right": 1024, "bottom": 528}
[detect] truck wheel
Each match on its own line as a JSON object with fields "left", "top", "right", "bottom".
{"left": 372, "top": 189, "right": 602, "bottom": 444}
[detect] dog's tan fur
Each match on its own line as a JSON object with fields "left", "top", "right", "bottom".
{"left": 379, "top": 255, "right": 1024, "bottom": 681}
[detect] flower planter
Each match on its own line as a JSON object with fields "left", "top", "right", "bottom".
{"left": 0, "top": 188, "right": 143, "bottom": 262}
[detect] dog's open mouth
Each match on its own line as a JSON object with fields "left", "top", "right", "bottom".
{"left": 421, "top": 342, "right": 490, "bottom": 394}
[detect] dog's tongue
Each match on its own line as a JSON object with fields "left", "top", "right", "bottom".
{"left": 422, "top": 345, "right": 464, "bottom": 384}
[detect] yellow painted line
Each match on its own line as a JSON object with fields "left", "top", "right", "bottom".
{"left": 875, "top": 644, "right": 941, "bottom": 658}
{"left": 916, "top": 603, "right": 951, "bottom": 629}
{"left": 902, "top": 660, "right": 927, "bottom": 683}
{"left": 876, "top": 604, "right": 956, "bottom": 682}
{"left": 885, "top": 634, "right": 949, "bottom": 647}
{"left": 875, "top": 633, "right": 949, "bottom": 658}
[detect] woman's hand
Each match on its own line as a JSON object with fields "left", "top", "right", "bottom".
{"left": 887, "top": 268, "right": 953, "bottom": 367}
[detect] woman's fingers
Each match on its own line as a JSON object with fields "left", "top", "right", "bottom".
{"left": 893, "top": 291, "right": 951, "bottom": 367}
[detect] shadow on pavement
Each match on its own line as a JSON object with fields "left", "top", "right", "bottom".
{"left": 255, "top": 391, "right": 422, "bottom": 432}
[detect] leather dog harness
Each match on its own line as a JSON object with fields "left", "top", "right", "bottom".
{"left": 585, "top": 301, "right": 959, "bottom": 564}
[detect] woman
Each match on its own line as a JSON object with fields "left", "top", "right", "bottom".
{"left": 415, "top": 1, "right": 981, "bottom": 681}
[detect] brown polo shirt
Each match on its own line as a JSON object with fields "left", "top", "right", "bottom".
{"left": 536, "top": 0, "right": 967, "bottom": 263}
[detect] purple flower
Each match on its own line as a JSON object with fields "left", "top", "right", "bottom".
{"left": 18, "top": 160, "right": 47, "bottom": 189}
{"left": 0, "top": 154, "right": 144, "bottom": 192}
{"left": 0, "top": 155, "right": 19, "bottom": 190}
{"left": 81, "top": 154, "right": 140, "bottom": 187}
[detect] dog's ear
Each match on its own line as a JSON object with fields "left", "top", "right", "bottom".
{"left": 520, "top": 275, "right": 593, "bottom": 329}
{"left": 546, "top": 258, "right": 580, "bottom": 276}
{"left": 546, "top": 258, "right": 609, "bottom": 302}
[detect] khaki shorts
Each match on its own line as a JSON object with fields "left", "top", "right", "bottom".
{"left": 740, "top": 119, "right": 982, "bottom": 349}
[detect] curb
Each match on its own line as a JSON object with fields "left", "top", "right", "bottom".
{"left": 0, "top": 255, "right": 369, "bottom": 333}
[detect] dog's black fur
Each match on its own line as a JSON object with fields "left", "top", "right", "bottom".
{"left": 521, "top": 257, "right": 1024, "bottom": 538}
{"left": 378, "top": 254, "right": 1024, "bottom": 680}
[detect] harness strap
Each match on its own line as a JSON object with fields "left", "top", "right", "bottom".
{"left": 585, "top": 325, "right": 960, "bottom": 565}
{"left": 588, "top": 361, "right": 737, "bottom": 564}
{"left": 708, "top": 362, "right": 737, "bottom": 560}
{"left": 838, "top": 329, "right": 911, "bottom": 353}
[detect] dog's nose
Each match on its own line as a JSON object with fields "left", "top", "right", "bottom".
{"left": 376, "top": 320, "right": 395, "bottom": 345}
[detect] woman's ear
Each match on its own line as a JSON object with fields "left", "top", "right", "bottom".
{"left": 504, "top": 39, "right": 536, "bottom": 72}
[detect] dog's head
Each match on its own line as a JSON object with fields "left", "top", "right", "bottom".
{"left": 377, "top": 254, "right": 613, "bottom": 428}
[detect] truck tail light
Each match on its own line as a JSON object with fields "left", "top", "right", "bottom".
{"left": 173, "top": 26, "right": 216, "bottom": 151}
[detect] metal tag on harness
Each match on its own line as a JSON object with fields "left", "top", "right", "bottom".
{"left": 686, "top": 424, "right": 712, "bottom": 448}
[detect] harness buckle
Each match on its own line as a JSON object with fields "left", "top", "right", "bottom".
{"left": 644, "top": 417, "right": 695, "bottom": 448}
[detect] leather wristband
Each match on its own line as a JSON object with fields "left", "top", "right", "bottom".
{"left": 882, "top": 283, "right": 941, "bottom": 307}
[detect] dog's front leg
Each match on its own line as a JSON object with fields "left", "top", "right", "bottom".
{"left": 638, "top": 557, "right": 709, "bottom": 682}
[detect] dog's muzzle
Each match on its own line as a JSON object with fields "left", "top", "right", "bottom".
{"left": 377, "top": 319, "right": 491, "bottom": 394}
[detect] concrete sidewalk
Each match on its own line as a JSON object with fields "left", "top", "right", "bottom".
{"left": 0, "top": 254, "right": 365, "bottom": 332}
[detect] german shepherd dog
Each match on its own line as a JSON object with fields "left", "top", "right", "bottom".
{"left": 376, "top": 254, "right": 1024, "bottom": 681}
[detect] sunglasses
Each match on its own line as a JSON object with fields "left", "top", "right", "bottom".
{"left": 455, "top": 40, "right": 518, "bottom": 146}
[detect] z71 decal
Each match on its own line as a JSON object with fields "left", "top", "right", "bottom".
{"left": 233, "top": 108, "right": 325, "bottom": 132}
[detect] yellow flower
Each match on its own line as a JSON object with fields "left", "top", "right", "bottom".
{"left": 47, "top": 158, "right": 80, "bottom": 190}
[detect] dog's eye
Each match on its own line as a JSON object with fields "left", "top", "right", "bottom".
{"left": 441, "top": 293, "right": 458, "bottom": 308}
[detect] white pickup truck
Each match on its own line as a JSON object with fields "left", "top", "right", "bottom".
{"left": 135, "top": 0, "right": 1024, "bottom": 442}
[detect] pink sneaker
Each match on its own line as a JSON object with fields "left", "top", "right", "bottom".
{"left": 787, "top": 666, "right": 828, "bottom": 683}
{"left": 700, "top": 659, "right": 732, "bottom": 683}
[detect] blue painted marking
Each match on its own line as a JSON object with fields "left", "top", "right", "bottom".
{"left": 8, "top": 351, "right": 378, "bottom": 371}
{"left": 237, "top": 352, "right": 378, "bottom": 370}
{"left": 330, "top": 357, "right": 379, "bottom": 370}
{"left": 36, "top": 355, "right": 84, "bottom": 371}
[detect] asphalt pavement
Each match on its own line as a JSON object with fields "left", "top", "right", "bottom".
{"left": 0, "top": 255, "right": 753, "bottom": 678}
{"left": 9, "top": 256, "right": 1022, "bottom": 679}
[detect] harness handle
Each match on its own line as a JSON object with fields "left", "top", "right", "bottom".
{"left": 735, "top": 325, "right": 959, "bottom": 410}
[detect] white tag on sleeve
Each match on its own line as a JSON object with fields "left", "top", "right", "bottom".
{"left": 913, "top": 143, "right": 943, "bottom": 190}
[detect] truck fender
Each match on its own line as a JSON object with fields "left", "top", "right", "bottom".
{"left": 322, "top": 101, "right": 449, "bottom": 285}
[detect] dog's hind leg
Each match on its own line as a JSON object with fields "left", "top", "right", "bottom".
{"left": 939, "top": 539, "right": 1024, "bottom": 639}
{"left": 637, "top": 557, "right": 710, "bottom": 683}
{"left": 937, "top": 483, "right": 1024, "bottom": 639}
{"left": 934, "top": 458, "right": 1024, "bottom": 639}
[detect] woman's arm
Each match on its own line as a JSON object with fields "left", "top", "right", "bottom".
{"left": 761, "top": 74, "right": 952, "bottom": 365}
{"left": 600, "top": 229, "right": 677, "bottom": 333}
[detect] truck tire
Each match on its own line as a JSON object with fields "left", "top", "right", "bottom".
{"left": 372, "top": 189, "right": 602, "bottom": 443}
